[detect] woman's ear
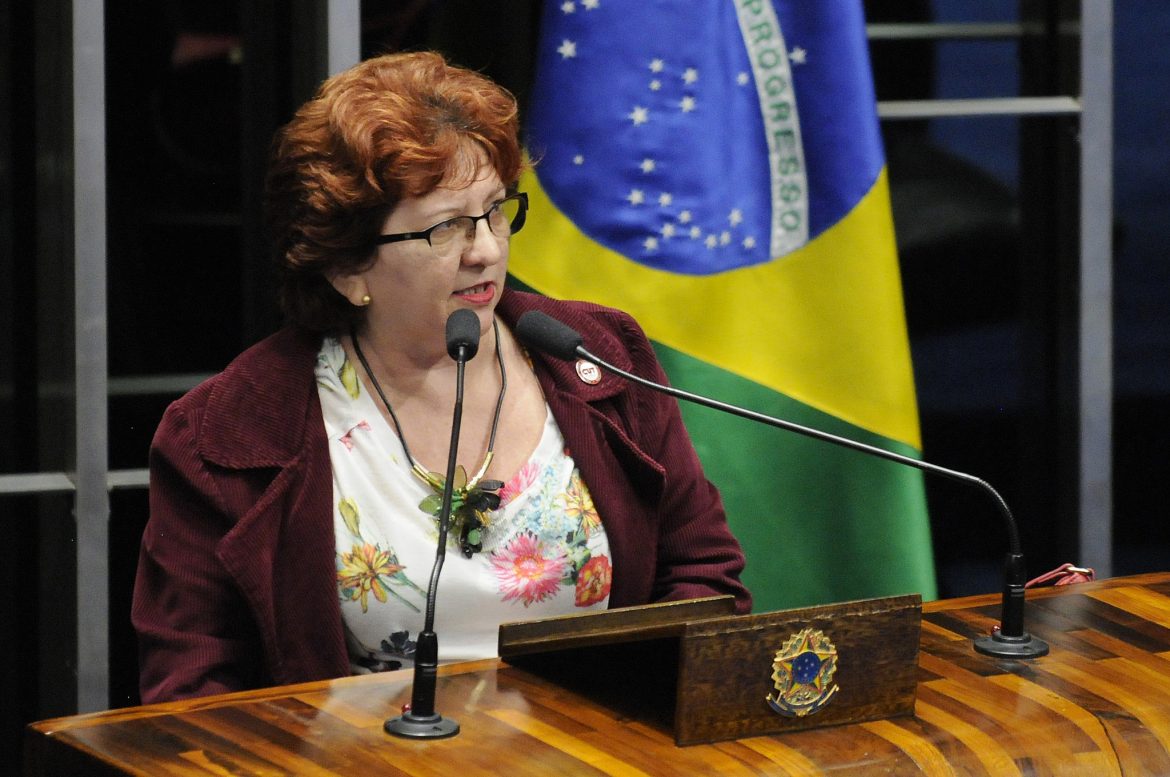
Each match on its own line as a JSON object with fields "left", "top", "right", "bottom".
{"left": 327, "top": 270, "right": 370, "bottom": 307}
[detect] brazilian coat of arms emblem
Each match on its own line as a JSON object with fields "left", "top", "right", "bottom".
{"left": 766, "top": 627, "right": 840, "bottom": 717}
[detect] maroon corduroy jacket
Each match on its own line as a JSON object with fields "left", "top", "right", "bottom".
{"left": 132, "top": 290, "right": 751, "bottom": 703}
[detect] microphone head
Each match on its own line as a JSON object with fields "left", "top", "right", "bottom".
{"left": 445, "top": 309, "right": 481, "bottom": 360}
{"left": 515, "top": 311, "right": 583, "bottom": 361}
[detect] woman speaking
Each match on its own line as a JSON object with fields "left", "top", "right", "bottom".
{"left": 132, "top": 51, "right": 750, "bottom": 703}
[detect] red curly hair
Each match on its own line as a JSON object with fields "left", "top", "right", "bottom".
{"left": 265, "top": 51, "right": 523, "bottom": 333}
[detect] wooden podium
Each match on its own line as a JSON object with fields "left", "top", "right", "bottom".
{"left": 498, "top": 592, "right": 921, "bottom": 744}
{"left": 26, "top": 572, "right": 1170, "bottom": 775}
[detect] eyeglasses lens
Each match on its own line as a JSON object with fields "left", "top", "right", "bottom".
{"left": 429, "top": 197, "right": 524, "bottom": 258}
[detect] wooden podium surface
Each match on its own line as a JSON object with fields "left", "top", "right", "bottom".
{"left": 26, "top": 572, "right": 1170, "bottom": 776}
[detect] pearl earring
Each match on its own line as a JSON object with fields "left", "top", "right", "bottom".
{"left": 361, "top": 294, "right": 371, "bottom": 306}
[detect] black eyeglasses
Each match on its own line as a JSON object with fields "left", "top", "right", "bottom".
{"left": 373, "top": 192, "right": 528, "bottom": 260}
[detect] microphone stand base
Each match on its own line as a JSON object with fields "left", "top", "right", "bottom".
{"left": 384, "top": 712, "right": 460, "bottom": 739}
{"left": 973, "top": 632, "right": 1050, "bottom": 659}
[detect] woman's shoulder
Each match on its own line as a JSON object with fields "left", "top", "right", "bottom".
{"left": 170, "top": 328, "right": 316, "bottom": 407}
{"left": 157, "top": 327, "right": 323, "bottom": 466}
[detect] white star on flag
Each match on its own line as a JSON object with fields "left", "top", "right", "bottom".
{"left": 640, "top": 158, "right": 656, "bottom": 173}
{"left": 682, "top": 68, "right": 699, "bottom": 84}
{"left": 557, "top": 39, "right": 577, "bottom": 59}
{"left": 661, "top": 223, "right": 676, "bottom": 238}
{"left": 729, "top": 208, "right": 744, "bottom": 226}
{"left": 643, "top": 236, "right": 659, "bottom": 251}
{"left": 627, "top": 189, "right": 645, "bottom": 205}
{"left": 582, "top": 0, "right": 599, "bottom": 9}
{"left": 628, "top": 106, "right": 649, "bottom": 125}
{"left": 649, "top": 59, "right": 665, "bottom": 73}
{"left": 680, "top": 95, "right": 696, "bottom": 113}
{"left": 658, "top": 193, "right": 673, "bottom": 207}
{"left": 561, "top": 1, "right": 575, "bottom": 13}
{"left": 678, "top": 210, "right": 692, "bottom": 224}
{"left": 789, "top": 47, "right": 807, "bottom": 64}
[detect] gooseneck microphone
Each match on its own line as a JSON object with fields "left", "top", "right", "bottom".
{"left": 515, "top": 310, "right": 1049, "bottom": 659}
{"left": 384, "top": 308, "right": 481, "bottom": 739}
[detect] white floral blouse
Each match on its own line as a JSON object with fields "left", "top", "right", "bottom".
{"left": 315, "top": 337, "right": 612, "bottom": 674}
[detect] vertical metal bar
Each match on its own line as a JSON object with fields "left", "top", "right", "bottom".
{"left": 326, "top": 0, "right": 361, "bottom": 75}
{"left": 72, "top": 0, "right": 109, "bottom": 712}
{"left": 1078, "top": 1, "right": 1113, "bottom": 576}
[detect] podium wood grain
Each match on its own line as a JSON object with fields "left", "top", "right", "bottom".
{"left": 26, "top": 572, "right": 1170, "bottom": 776}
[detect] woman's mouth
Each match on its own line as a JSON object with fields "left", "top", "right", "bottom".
{"left": 453, "top": 282, "right": 495, "bottom": 304}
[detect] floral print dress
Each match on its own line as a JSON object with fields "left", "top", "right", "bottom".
{"left": 316, "top": 337, "right": 612, "bottom": 674}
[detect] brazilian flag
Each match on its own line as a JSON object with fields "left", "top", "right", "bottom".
{"left": 510, "top": 0, "right": 937, "bottom": 611}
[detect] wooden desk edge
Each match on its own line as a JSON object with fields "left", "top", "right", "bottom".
{"left": 27, "top": 657, "right": 504, "bottom": 735}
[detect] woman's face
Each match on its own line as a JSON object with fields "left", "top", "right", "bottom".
{"left": 338, "top": 155, "right": 510, "bottom": 352}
